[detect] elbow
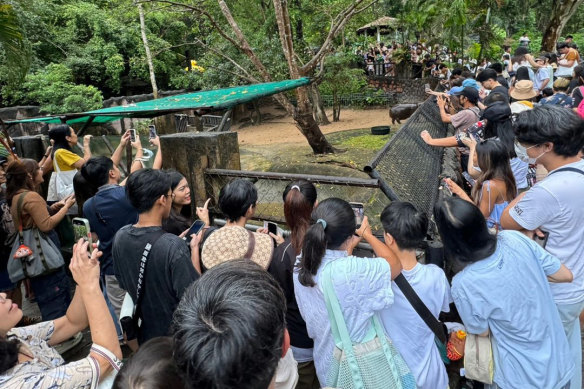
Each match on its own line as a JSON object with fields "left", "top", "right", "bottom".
{"left": 566, "top": 269, "right": 574, "bottom": 283}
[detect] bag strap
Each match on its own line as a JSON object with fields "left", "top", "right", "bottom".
{"left": 549, "top": 166, "right": 584, "bottom": 177}
{"left": 53, "top": 149, "right": 62, "bottom": 174}
{"left": 321, "top": 261, "right": 401, "bottom": 388}
{"left": 394, "top": 273, "right": 448, "bottom": 344}
{"left": 15, "top": 192, "right": 28, "bottom": 234}
{"left": 244, "top": 230, "right": 255, "bottom": 260}
{"left": 133, "top": 230, "right": 167, "bottom": 321}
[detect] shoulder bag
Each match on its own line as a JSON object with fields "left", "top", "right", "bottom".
{"left": 50, "top": 149, "right": 78, "bottom": 214}
{"left": 119, "top": 230, "right": 166, "bottom": 341}
{"left": 464, "top": 332, "right": 494, "bottom": 384}
{"left": 7, "top": 192, "right": 65, "bottom": 283}
{"left": 321, "top": 262, "right": 416, "bottom": 389}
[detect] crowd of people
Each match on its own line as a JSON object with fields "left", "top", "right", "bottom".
{"left": 0, "top": 38, "right": 582, "bottom": 389}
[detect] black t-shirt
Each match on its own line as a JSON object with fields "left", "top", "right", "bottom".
{"left": 496, "top": 76, "right": 509, "bottom": 89}
{"left": 484, "top": 85, "right": 509, "bottom": 105}
{"left": 267, "top": 237, "right": 313, "bottom": 349}
{"left": 572, "top": 87, "right": 583, "bottom": 108}
{"left": 162, "top": 208, "right": 191, "bottom": 236}
{"left": 113, "top": 225, "right": 199, "bottom": 344}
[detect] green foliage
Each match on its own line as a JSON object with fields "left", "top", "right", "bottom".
{"left": 3, "top": 63, "right": 102, "bottom": 113}
{"left": 339, "top": 133, "right": 391, "bottom": 150}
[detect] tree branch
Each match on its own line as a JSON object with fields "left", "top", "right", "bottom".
{"left": 301, "top": 0, "right": 377, "bottom": 74}
{"left": 273, "top": 0, "right": 299, "bottom": 77}
{"left": 153, "top": 42, "right": 199, "bottom": 57}
{"left": 192, "top": 38, "right": 259, "bottom": 83}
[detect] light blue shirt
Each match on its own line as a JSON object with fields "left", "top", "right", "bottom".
{"left": 293, "top": 250, "right": 393, "bottom": 384}
{"left": 451, "top": 231, "right": 573, "bottom": 389}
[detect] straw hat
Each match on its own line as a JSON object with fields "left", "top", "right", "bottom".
{"left": 201, "top": 226, "right": 274, "bottom": 270}
{"left": 510, "top": 80, "right": 537, "bottom": 100}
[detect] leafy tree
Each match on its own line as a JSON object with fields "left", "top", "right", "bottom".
{"left": 0, "top": 2, "right": 30, "bottom": 84}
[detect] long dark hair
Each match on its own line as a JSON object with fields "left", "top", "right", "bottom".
{"left": 471, "top": 139, "right": 517, "bottom": 204}
{"left": 48, "top": 125, "right": 73, "bottom": 156}
{"left": 0, "top": 338, "right": 21, "bottom": 374}
{"left": 283, "top": 180, "right": 317, "bottom": 254}
{"left": 434, "top": 197, "right": 497, "bottom": 264}
{"left": 481, "top": 103, "right": 516, "bottom": 158}
{"left": 298, "top": 198, "right": 355, "bottom": 287}
{"left": 512, "top": 46, "right": 528, "bottom": 65}
{"left": 5, "top": 160, "right": 36, "bottom": 205}
{"left": 515, "top": 66, "right": 530, "bottom": 82}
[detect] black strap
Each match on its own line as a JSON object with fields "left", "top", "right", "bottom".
{"left": 394, "top": 273, "right": 447, "bottom": 344}
{"left": 133, "top": 230, "right": 167, "bottom": 321}
{"left": 548, "top": 167, "right": 584, "bottom": 177}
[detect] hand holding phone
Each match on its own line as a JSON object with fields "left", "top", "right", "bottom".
{"left": 129, "top": 129, "right": 137, "bottom": 143}
{"left": 72, "top": 217, "right": 93, "bottom": 251}
{"left": 349, "top": 202, "right": 364, "bottom": 228}
{"left": 182, "top": 220, "right": 206, "bottom": 241}
{"left": 149, "top": 125, "right": 157, "bottom": 139}
{"left": 533, "top": 230, "right": 549, "bottom": 248}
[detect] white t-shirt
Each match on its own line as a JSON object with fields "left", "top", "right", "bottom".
{"left": 509, "top": 159, "right": 584, "bottom": 304}
{"left": 293, "top": 250, "right": 394, "bottom": 384}
{"left": 380, "top": 264, "right": 452, "bottom": 389}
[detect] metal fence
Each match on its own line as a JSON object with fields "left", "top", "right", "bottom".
{"left": 365, "top": 96, "right": 450, "bottom": 220}
{"left": 203, "top": 169, "right": 392, "bottom": 233}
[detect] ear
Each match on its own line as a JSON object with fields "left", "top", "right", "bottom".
{"left": 384, "top": 232, "right": 395, "bottom": 247}
{"left": 543, "top": 141, "right": 554, "bottom": 152}
{"left": 245, "top": 203, "right": 255, "bottom": 218}
{"left": 281, "top": 329, "right": 290, "bottom": 358}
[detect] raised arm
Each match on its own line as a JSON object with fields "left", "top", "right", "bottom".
{"left": 150, "top": 136, "right": 162, "bottom": 170}
{"left": 111, "top": 131, "right": 130, "bottom": 167}
{"left": 354, "top": 217, "right": 402, "bottom": 280}
{"left": 22, "top": 192, "right": 76, "bottom": 232}
{"left": 72, "top": 136, "right": 92, "bottom": 169}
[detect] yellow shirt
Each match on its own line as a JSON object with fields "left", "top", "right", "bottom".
{"left": 54, "top": 148, "right": 81, "bottom": 171}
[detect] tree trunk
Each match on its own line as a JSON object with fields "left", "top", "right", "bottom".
{"left": 137, "top": 3, "right": 158, "bottom": 98}
{"left": 310, "top": 84, "right": 330, "bottom": 125}
{"left": 294, "top": 86, "right": 335, "bottom": 153}
{"left": 332, "top": 92, "right": 340, "bottom": 122}
{"left": 540, "top": 0, "right": 584, "bottom": 52}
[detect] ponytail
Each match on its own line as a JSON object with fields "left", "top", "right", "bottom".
{"left": 283, "top": 180, "right": 317, "bottom": 254}
{"left": 298, "top": 222, "right": 327, "bottom": 287}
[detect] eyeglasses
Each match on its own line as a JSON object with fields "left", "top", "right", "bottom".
{"left": 165, "top": 193, "right": 176, "bottom": 199}
{"left": 514, "top": 139, "right": 540, "bottom": 150}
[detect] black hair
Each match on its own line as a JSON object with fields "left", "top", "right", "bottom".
{"left": 557, "top": 42, "right": 569, "bottom": 50}
{"left": 283, "top": 180, "right": 317, "bottom": 254}
{"left": 502, "top": 54, "right": 510, "bottom": 60}
{"left": 514, "top": 105, "right": 584, "bottom": 157}
{"left": 476, "top": 68, "right": 498, "bottom": 83}
{"left": 451, "top": 68, "right": 463, "bottom": 77}
{"left": 380, "top": 202, "right": 428, "bottom": 250}
{"left": 513, "top": 46, "right": 528, "bottom": 64}
{"left": 541, "top": 87, "right": 554, "bottom": 97}
{"left": 218, "top": 179, "right": 258, "bottom": 222}
{"left": 434, "top": 197, "right": 497, "bottom": 264}
{"left": 172, "top": 260, "right": 285, "bottom": 389}
{"left": 460, "top": 70, "right": 473, "bottom": 79}
{"left": 113, "top": 337, "right": 184, "bottom": 389}
{"left": 0, "top": 338, "right": 20, "bottom": 374}
{"left": 574, "top": 65, "right": 584, "bottom": 85}
{"left": 298, "top": 198, "right": 355, "bottom": 287}
{"left": 73, "top": 171, "right": 98, "bottom": 217}
{"left": 125, "top": 169, "right": 171, "bottom": 214}
{"left": 166, "top": 170, "right": 186, "bottom": 192}
{"left": 488, "top": 62, "right": 503, "bottom": 74}
{"left": 566, "top": 35, "right": 573, "bottom": 40}
{"left": 48, "top": 124, "right": 73, "bottom": 155}
{"left": 5, "top": 160, "right": 36, "bottom": 205}
{"left": 545, "top": 52, "right": 557, "bottom": 64}
{"left": 81, "top": 156, "right": 114, "bottom": 188}
{"left": 515, "top": 66, "right": 530, "bottom": 82}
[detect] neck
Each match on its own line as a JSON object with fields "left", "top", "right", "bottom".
{"left": 543, "top": 155, "right": 582, "bottom": 172}
{"left": 135, "top": 210, "right": 163, "bottom": 228}
{"left": 225, "top": 218, "right": 247, "bottom": 228}
{"left": 397, "top": 250, "right": 418, "bottom": 271}
{"left": 172, "top": 204, "right": 182, "bottom": 213}
{"left": 463, "top": 103, "right": 475, "bottom": 109}
{"left": 107, "top": 178, "right": 118, "bottom": 186}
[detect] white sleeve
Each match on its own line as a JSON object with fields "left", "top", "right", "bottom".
{"left": 508, "top": 186, "right": 559, "bottom": 231}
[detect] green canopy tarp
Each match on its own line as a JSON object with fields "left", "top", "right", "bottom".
{"left": 5, "top": 77, "right": 310, "bottom": 125}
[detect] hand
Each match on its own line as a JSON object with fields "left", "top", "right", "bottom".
{"left": 461, "top": 135, "right": 476, "bottom": 148}
{"left": 83, "top": 135, "right": 92, "bottom": 146}
{"left": 522, "top": 227, "right": 545, "bottom": 240}
{"left": 70, "top": 239, "right": 102, "bottom": 289}
{"left": 149, "top": 136, "right": 160, "bottom": 148}
{"left": 444, "top": 178, "right": 465, "bottom": 197}
{"left": 356, "top": 216, "right": 371, "bottom": 239}
{"left": 479, "top": 89, "right": 487, "bottom": 100}
{"left": 130, "top": 135, "right": 142, "bottom": 150}
{"left": 64, "top": 194, "right": 76, "bottom": 209}
{"left": 120, "top": 131, "right": 131, "bottom": 147}
{"left": 44, "top": 145, "right": 53, "bottom": 157}
{"left": 189, "top": 229, "right": 204, "bottom": 251}
{"left": 420, "top": 130, "right": 433, "bottom": 144}
{"left": 269, "top": 231, "right": 284, "bottom": 245}
{"left": 196, "top": 198, "right": 211, "bottom": 226}
{"left": 436, "top": 95, "right": 446, "bottom": 109}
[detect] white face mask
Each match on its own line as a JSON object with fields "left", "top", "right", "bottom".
{"left": 515, "top": 142, "right": 530, "bottom": 163}
{"left": 528, "top": 150, "right": 547, "bottom": 165}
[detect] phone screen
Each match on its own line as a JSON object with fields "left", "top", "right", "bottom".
{"left": 534, "top": 231, "right": 549, "bottom": 248}
{"left": 267, "top": 222, "right": 278, "bottom": 235}
{"left": 72, "top": 218, "right": 92, "bottom": 249}
{"left": 187, "top": 220, "right": 206, "bottom": 237}
{"left": 148, "top": 125, "right": 156, "bottom": 139}
{"left": 349, "top": 202, "right": 364, "bottom": 228}
{"left": 129, "top": 129, "right": 136, "bottom": 142}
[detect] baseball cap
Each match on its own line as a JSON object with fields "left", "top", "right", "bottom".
{"left": 447, "top": 86, "right": 464, "bottom": 96}
{"left": 452, "top": 87, "right": 479, "bottom": 104}
{"left": 462, "top": 79, "right": 481, "bottom": 90}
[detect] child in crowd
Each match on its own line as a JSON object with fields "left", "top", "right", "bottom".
{"left": 378, "top": 202, "right": 452, "bottom": 389}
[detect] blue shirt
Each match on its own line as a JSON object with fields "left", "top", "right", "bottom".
{"left": 83, "top": 185, "right": 138, "bottom": 275}
{"left": 451, "top": 231, "right": 573, "bottom": 389}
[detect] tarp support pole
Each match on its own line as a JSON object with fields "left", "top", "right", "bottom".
{"left": 77, "top": 116, "right": 96, "bottom": 137}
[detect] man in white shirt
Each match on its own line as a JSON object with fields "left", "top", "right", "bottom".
{"left": 379, "top": 202, "right": 452, "bottom": 389}
{"left": 501, "top": 105, "right": 584, "bottom": 389}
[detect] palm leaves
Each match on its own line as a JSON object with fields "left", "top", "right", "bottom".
{"left": 0, "top": 3, "right": 30, "bottom": 83}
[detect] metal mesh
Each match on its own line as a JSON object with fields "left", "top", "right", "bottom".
{"left": 366, "top": 97, "right": 450, "bottom": 218}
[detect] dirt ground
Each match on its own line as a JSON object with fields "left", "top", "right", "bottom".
{"left": 235, "top": 107, "right": 390, "bottom": 146}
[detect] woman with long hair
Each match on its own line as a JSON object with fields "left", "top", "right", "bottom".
{"left": 435, "top": 197, "right": 573, "bottom": 389}
{"left": 267, "top": 181, "right": 318, "bottom": 389}
{"left": 445, "top": 139, "right": 517, "bottom": 231}
{"left": 293, "top": 198, "right": 413, "bottom": 388}
{"left": 6, "top": 160, "right": 76, "bottom": 320}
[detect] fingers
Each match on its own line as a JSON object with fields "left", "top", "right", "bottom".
{"left": 534, "top": 228, "right": 545, "bottom": 238}
{"left": 203, "top": 198, "right": 211, "bottom": 209}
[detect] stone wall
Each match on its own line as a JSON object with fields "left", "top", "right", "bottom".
{"left": 0, "top": 106, "right": 46, "bottom": 137}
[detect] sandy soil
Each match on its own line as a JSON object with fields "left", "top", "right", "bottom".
{"left": 235, "top": 107, "right": 390, "bottom": 146}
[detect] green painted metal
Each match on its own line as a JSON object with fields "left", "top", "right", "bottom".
{"left": 5, "top": 78, "right": 310, "bottom": 125}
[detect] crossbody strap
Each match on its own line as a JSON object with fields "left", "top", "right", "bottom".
{"left": 548, "top": 167, "right": 584, "bottom": 177}
{"left": 15, "top": 192, "right": 28, "bottom": 234}
{"left": 394, "top": 273, "right": 448, "bottom": 344}
{"left": 133, "top": 230, "right": 167, "bottom": 320}
{"left": 244, "top": 230, "right": 255, "bottom": 259}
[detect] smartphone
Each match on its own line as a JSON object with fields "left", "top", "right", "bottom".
{"left": 424, "top": 83, "right": 431, "bottom": 92}
{"left": 533, "top": 231, "right": 550, "bottom": 249}
{"left": 129, "top": 129, "right": 136, "bottom": 143}
{"left": 264, "top": 221, "right": 278, "bottom": 235}
{"left": 72, "top": 217, "right": 93, "bottom": 250}
{"left": 349, "top": 202, "right": 364, "bottom": 228}
{"left": 148, "top": 125, "right": 156, "bottom": 139}
{"left": 183, "top": 220, "right": 206, "bottom": 241}
{"left": 441, "top": 179, "right": 453, "bottom": 196}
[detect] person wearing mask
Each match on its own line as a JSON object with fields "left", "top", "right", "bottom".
{"left": 437, "top": 197, "right": 573, "bottom": 389}
{"left": 265, "top": 181, "right": 319, "bottom": 389}
{"left": 112, "top": 169, "right": 200, "bottom": 345}
{"left": 6, "top": 160, "right": 76, "bottom": 320}
{"left": 293, "top": 198, "right": 412, "bottom": 387}
{"left": 0, "top": 239, "right": 123, "bottom": 387}
{"left": 501, "top": 105, "right": 584, "bottom": 389}
{"left": 379, "top": 202, "right": 452, "bottom": 389}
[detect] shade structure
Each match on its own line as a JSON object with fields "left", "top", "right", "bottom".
{"left": 4, "top": 78, "right": 311, "bottom": 126}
